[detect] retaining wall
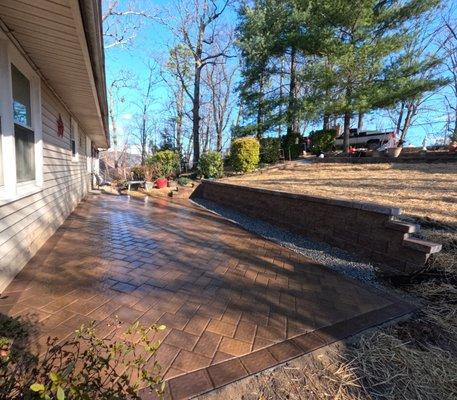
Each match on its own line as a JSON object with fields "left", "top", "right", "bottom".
{"left": 191, "top": 181, "right": 442, "bottom": 275}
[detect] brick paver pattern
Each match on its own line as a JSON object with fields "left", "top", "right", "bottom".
{"left": 1, "top": 195, "right": 409, "bottom": 395}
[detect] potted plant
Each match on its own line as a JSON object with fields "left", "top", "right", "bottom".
{"left": 144, "top": 150, "right": 180, "bottom": 190}
{"left": 155, "top": 178, "right": 168, "bottom": 189}
{"left": 144, "top": 166, "right": 155, "bottom": 191}
{"left": 387, "top": 139, "right": 403, "bottom": 158}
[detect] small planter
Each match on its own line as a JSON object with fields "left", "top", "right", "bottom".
{"left": 145, "top": 181, "right": 154, "bottom": 191}
{"left": 387, "top": 147, "right": 402, "bottom": 158}
{"left": 449, "top": 141, "right": 457, "bottom": 153}
{"left": 155, "top": 178, "right": 168, "bottom": 189}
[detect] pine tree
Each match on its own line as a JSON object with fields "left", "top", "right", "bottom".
{"left": 309, "top": 0, "right": 443, "bottom": 152}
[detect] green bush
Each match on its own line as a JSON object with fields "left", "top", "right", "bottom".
{"left": 230, "top": 137, "right": 260, "bottom": 173}
{"left": 197, "top": 151, "right": 224, "bottom": 178}
{"left": 177, "top": 176, "right": 191, "bottom": 186}
{"left": 260, "top": 137, "right": 281, "bottom": 164}
{"left": 0, "top": 313, "right": 166, "bottom": 399}
{"left": 130, "top": 165, "right": 145, "bottom": 180}
{"left": 146, "top": 150, "right": 180, "bottom": 178}
{"left": 308, "top": 129, "right": 336, "bottom": 154}
{"left": 281, "top": 133, "right": 302, "bottom": 160}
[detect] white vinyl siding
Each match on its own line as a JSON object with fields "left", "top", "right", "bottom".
{"left": 0, "top": 34, "right": 43, "bottom": 201}
{"left": 0, "top": 81, "right": 93, "bottom": 292}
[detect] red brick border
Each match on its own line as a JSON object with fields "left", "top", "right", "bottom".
{"left": 153, "top": 300, "right": 415, "bottom": 400}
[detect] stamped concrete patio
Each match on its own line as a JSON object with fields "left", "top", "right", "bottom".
{"left": 0, "top": 194, "right": 414, "bottom": 399}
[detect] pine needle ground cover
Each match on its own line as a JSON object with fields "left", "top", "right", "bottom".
{"left": 206, "top": 162, "right": 457, "bottom": 400}
{"left": 221, "top": 162, "right": 457, "bottom": 224}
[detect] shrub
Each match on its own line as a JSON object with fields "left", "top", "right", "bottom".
{"left": 230, "top": 137, "right": 260, "bottom": 173}
{"left": 308, "top": 129, "right": 336, "bottom": 154}
{"left": 260, "top": 137, "right": 281, "bottom": 164}
{"left": 281, "top": 133, "right": 302, "bottom": 160}
{"left": 197, "top": 151, "right": 224, "bottom": 178}
{"left": 177, "top": 176, "right": 191, "bottom": 186}
{"left": 146, "top": 151, "right": 180, "bottom": 179}
{"left": 0, "top": 314, "right": 166, "bottom": 399}
{"left": 131, "top": 165, "right": 145, "bottom": 180}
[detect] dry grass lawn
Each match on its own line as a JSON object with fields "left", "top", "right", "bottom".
{"left": 209, "top": 161, "right": 457, "bottom": 400}
{"left": 222, "top": 162, "right": 457, "bottom": 225}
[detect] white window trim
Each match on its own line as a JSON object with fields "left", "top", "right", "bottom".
{"left": 86, "top": 136, "right": 92, "bottom": 173}
{"left": 70, "top": 117, "right": 79, "bottom": 162}
{"left": 0, "top": 32, "right": 43, "bottom": 205}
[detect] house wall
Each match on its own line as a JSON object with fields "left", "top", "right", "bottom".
{"left": 0, "top": 84, "right": 92, "bottom": 292}
{"left": 191, "top": 180, "right": 442, "bottom": 275}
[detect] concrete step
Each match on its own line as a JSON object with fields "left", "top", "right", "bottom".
{"left": 403, "top": 237, "right": 442, "bottom": 254}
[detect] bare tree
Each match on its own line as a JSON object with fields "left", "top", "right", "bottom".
{"left": 131, "top": 62, "right": 159, "bottom": 164}
{"left": 441, "top": 7, "right": 457, "bottom": 142}
{"left": 161, "top": 0, "right": 234, "bottom": 165}
{"left": 107, "top": 72, "right": 135, "bottom": 169}
{"left": 388, "top": 12, "right": 443, "bottom": 144}
{"left": 163, "top": 45, "right": 194, "bottom": 156}
{"left": 102, "top": 0, "right": 156, "bottom": 49}
{"left": 205, "top": 60, "right": 237, "bottom": 152}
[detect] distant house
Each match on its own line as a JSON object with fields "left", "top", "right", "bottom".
{"left": 0, "top": 1, "right": 109, "bottom": 291}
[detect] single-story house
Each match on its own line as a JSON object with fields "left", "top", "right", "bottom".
{"left": 0, "top": 0, "right": 109, "bottom": 291}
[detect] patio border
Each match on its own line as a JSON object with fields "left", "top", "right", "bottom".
{"left": 161, "top": 300, "right": 415, "bottom": 400}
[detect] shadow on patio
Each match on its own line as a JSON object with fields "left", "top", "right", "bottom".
{"left": 0, "top": 194, "right": 414, "bottom": 399}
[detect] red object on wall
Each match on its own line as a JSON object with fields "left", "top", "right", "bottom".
{"left": 57, "top": 114, "right": 64, "bottom": 137}
{"left": 155, "top": 178, "right": 168, "bottom": 189}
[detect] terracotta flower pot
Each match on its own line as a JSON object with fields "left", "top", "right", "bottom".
{"left": 155, "top": 178, "right": 168, "bottom": 189}
{"left": 387, "top": 147, "right": 402, "bottom": 158}
{"left": 449, "top": 141, "right": 457, "bottom": 153}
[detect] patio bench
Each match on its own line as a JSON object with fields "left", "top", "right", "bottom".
{"left": 127, "top": 180, "right": 145, "bottom": 191}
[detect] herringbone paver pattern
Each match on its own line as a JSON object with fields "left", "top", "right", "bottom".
{"left": 0, "top": 195, "right": 413, "bottom": 399}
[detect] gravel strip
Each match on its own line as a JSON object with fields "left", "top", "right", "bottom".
{"left": 191, "top": 198, "right": 382, "bottom": 288}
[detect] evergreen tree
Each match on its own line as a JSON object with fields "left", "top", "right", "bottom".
{"left": 310, "top": 0, "right": 443, "bottom": 152}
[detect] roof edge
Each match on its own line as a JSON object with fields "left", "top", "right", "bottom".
{"left": 77, "top": 0, "right": 110, "bottom": 148}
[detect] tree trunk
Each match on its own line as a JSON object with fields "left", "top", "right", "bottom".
{"left": 357, "top": 112, "right": 364, "bottom": 132}
{"left": 192, "top": 65, "right": 202, "bottom": 166}
{"left": 343, "top": 111, "right": 351, "bottom": 153}
{"left": 396, "top": 102, "right": 405, "bottom": 135}
{"left": 141, "top": 111, "right": 147, "bottom": 165}
{"left": 278, "top": 58, "right": 285, "bottom": 138}
{"left": 108, "top": 89, "right": 119, "bottom": 169}
{"left": 323, "top": 114, "right": 330, "bottom": 130}
{"left": 287, "top": 46, "right": 298, "bottom": 137}
{"left": 400, "top": 102, "right": 417, "bottom": 142}
{"left": 453, "top": 104, "right": 457, "bottom": 141}
{"left": 216, "top": 123, "right": 223, "bottom": 152}
{"left": 176, "top": 85, "right": 184, "bottom": 156}
{"left": 256, "top": 75, "right": 265, "bottom": 141}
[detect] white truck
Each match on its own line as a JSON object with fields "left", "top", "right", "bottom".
{"left": 333, "top": 129, "right": 395, "bottom": 150}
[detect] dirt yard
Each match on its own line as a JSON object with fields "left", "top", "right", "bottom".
{"left": 222, "top": 162, "right": 457, "bottom": 225}
{"left": 209, "top": 162, "right": 457, "bottom": 400}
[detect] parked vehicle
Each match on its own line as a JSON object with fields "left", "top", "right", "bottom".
{"left": 334, "top": 129, "right": 394, "bottom": 150}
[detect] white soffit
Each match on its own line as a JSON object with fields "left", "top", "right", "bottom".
{"left": 0, "top": 0, "right": 108, "bottom": 148}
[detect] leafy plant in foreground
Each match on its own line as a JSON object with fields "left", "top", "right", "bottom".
{"left": 0, "top": 315, "right": 166, "bottom": 400}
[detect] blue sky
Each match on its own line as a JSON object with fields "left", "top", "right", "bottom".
{"left": 104, "top": 0, "right": 456, "bottom": 153}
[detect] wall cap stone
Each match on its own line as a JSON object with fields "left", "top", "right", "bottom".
{"left": 207, "top": 180, "right": 401, "bottom": 216}
{"left": 403, "top": 237, "right": 442, "bottom": 254}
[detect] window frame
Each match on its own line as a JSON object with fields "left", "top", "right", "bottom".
{"left": 0, "top": 33, "right": 43, "bottom": 204}
{"left": 70, "top": 117, "right": 79, "bottom": 162}
{"left": 86, "top": 136, "right": 92, "bottom": 173}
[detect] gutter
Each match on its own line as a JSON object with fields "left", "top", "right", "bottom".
{"left": 77, "top": 0, "right": 110, "bottom": 148}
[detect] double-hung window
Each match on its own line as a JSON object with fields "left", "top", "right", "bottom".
{"left": 12, "top": 64, "right": 35, "bottom": 183}
{"left": 0, "top": 33, "right": 43, "bottom": 203}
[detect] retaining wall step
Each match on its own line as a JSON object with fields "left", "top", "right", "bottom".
{"left": 386, "top": 220, "right": 420, "bottom": 233}
{"left": 403, "top": 237, "right": 442, "bottom": 254}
